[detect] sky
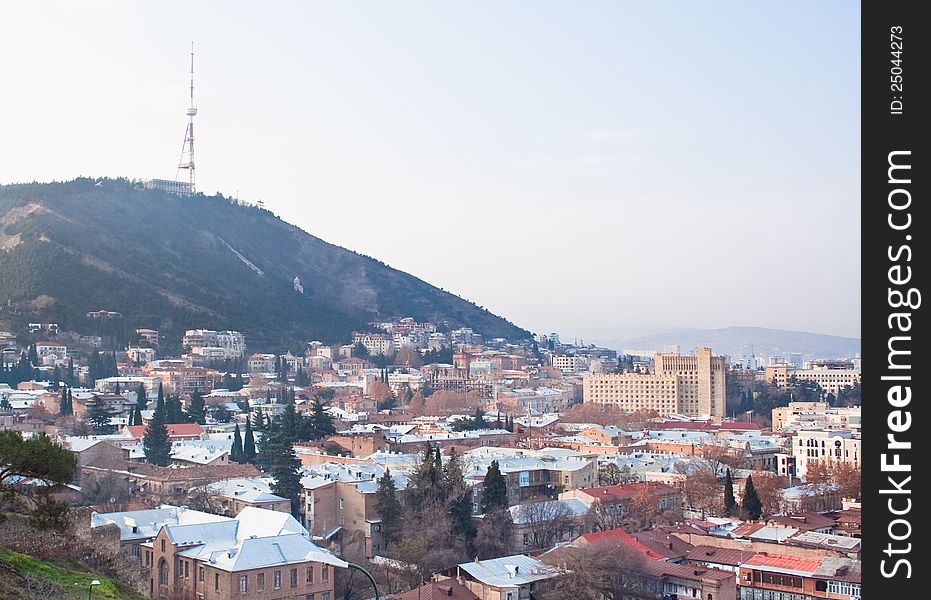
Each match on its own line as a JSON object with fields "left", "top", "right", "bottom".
{"left": 0, "top": 1, "right": 861, "bottom": 341}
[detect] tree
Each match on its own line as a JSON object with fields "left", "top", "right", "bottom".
{"left": 405, "top": 444, "right": 443, "bottom": 512}
{"left": 85, "top": 395, "right": 114, "bottom": 433}
{"left": 270, "top": 434, "right": 303, "bottom": 516}
{"left": 188, "top": 392, "right": 206, "bottom": 424}
{"left": 243, "top": 418, "right": 257, "bottom": 463}
{"left": 480, "top": 460, "right": 508, "bottom": 513}
{"left": 27, "top": 344, "right": 39, "bottom": 368}
{"left": 444, "top": 448, "right": 476, "bottom": 544}
{"left": 210, "top": 403, "right": 232, "bottom": 423}
{"left": 474, "top": 508, "right": 514, "bottom": 559}
{"left": 59, "top": 386, "right": 72, "bottom": 416}
{"left": 516, "top": 500, "right": 575, "bottom": 550}
{"left": 740, "top": 474, "right": 763, "bottom": 520}
{"left": 308, "top": 398, "right": 336, "bottom": 439}
{"left": 131, "top": 405, "right": 143, "bottom": 426}
{"left": 165, "top": 395, "right": 185, "bottom": 424}
{"left": 541, "top": 539, "right": 648, "bottom": 600}
{"left": 0, "top": 431, "right": 77, "bottom": 529}
{"left": 135, "top": 383, "right": 147, "bottom": 411}
{"left": 805, "top": 459, "right": 833, "bottom": 485}
{"left": 143, "top": 392, "right": 172, "bottom": 466}
{"left": 187, "top": 483, "right": 223, "bottom": 514}
{"left": 751, "top": 472, "right": 788, "bottom": 516}
{"left": 724, "top": 468, "right": 738, "bottom": 517}
{"left": 231, "top": 423, "right": 244, "bottom": 463}
{"left": 597, "top": 462, "right": 637, "bottom": 487}
{"left": 375, "top": 469, "right": 404, "bottom": 549}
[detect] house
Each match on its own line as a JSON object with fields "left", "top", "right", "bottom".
{"left": 456, "top": 554, "right": 560, "bottom": 600}
{"left": 124, "top": 423, "right": 206, "bottom": 442}
{"left": 684, "top": 546, "right": 758, "bottom": 582}
{"left": 90, "top": 504, "right": 228, "bottom": 560}
{"left": 561, "top": 482, "right": 681, "bottom": 519}
{"left": 143, "top": 506, "right": 346, "bottom": 599}
{"left": 738, "top": 553, "right": 861, "bottom": 599}
{"left": 507, "top": 498, "right": 591, "bottom": 552}
{"left": 206, "top": 478, "right": 291, "bottom": 516}
{"left": 390, "top": 578, "right": 479, "bottom": 600}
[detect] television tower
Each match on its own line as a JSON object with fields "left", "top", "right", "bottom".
{"left": 176, "top": 42, "right": 197, "bottom": 193}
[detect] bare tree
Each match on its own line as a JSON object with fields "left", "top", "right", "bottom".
{"left": 516, "top": 501, "right": 575, "bottom": 550}
{"left": 475, "top": 508, "right": 514, "bottom": 559}
{"left": 186, "top": 483, "right": 224, "bottom": 515}
{"left": 541, "top": 539, "right": 652, "bottom": 600}
{"left": 586, "top": 498, "right": 627, "bottom": 532}
{"left": 749, "top": 472, "right": 789, "bottom": 516}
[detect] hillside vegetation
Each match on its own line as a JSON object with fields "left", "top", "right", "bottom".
{"left": 0, "top": 179, "right": 528, "bottom": 349}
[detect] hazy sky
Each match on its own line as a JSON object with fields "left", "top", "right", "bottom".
{"left": 0, "top": 1, "right": 860, "bottom": 341}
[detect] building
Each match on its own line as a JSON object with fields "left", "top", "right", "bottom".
{"left": 791, "top": 430, "right": 860, "bottom": 479}
{"left": 144, "top": 178, "right": 193, "bottom": 196}
{"left": 35, "top": 342, "right": 68, "bottom": 360}
{"left": 737, "top": 553, "right": 861, "bottom": 600}
{"left": 143, "top": 506, "right": 346, "bottom": 599}
{"left": 561, "top": 482, "right": 682, "bottom": 518}
{"left": 772, "top": 402, "right": 861, "bottom": 433}
{"left": 764, "top": 364, "right": 860, "bottom": 396}
{"left": 248, "top": 353, "right": 277, "bottom": 373}
{"left": 206, "top": 478, "right": 291, "bottom": 516}
{"left": 583, "top": 347, "right": 726, "bottom": 418}
{"left": 551, "top": 354, "right": 589, "bottom": 375}
{"left": 351, "top": 332, "right": 393, "bottom": 356}
{"left": 127, "top": 347, "right": 157, "bottom": 364}
{"left": 91, "top": 505, "right": 228, "bottom": 560}
{"left": 136, "top": 328, "right": 160, "bottom": 347}
{"left": 182, "top": 329, "right": 246, "bottom": 359}
{"left": 456, "top": 554, "right": 560, "bottom": 600}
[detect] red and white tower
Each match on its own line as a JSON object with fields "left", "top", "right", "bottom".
{"left": 176, "top": 42, "right": 197, "bottom": 193}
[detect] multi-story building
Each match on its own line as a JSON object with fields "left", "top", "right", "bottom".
{"left": 182, "top": 330, "right": 246, "bottom": 359}
{"left": 351, "top": 332, "right": 393, "bottom": 356}
{"left": 737, "top": 553, "right": 861, "bottom": 600}
{"left": 35, "top": 342, "right": 68, "bottom": 360}
{"left": 127, "top": 347, "right": 157, "bottom": 364}
{"left": 551, "top": 354, "right": 589, "bottom": 375}
{"left": 136, "top": 328, "right": 160, "bottom": 347}
{"left": 772, "top": 402, "right": 861, "bottom": 433}
{"left": 248, "top": 353, "right": 277, "bottom": 373}
{"left": 149, "top": 366, "right": 214, "bottom": 396}
{"left": 791, "top": 430, "right": 860, "bottom": 480}
{"left": 497, "top": 387, "right": 569, "bottom": 414}
{"left": 456, "top": 555, "right": 560, "bottom": 600}
{"left": 764, "top": 364, "right": 861, "bottom": 396}
{"left": 91, "top": 505, "right": 228, "bottom": 560}
{"left": 583, "top": 347, "right": 726, "bottom": 418}
{"left": 142, "top": 506, "right": 346, "bottom": 599}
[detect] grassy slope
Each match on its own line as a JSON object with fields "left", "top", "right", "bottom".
{"left": 0, "top": 547, "right": 144, "bottom": 600}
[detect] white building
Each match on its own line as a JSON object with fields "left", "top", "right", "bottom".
{"left": 791, "top": 429, "right": 861, "bottom": 479}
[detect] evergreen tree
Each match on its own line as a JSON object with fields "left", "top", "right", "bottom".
{"left": 243, "top": 418, "right": 257, "bottom": 463}
{"left": 51, "top": 365, "right": 61, "bottom": 390}
{"left": 28, "top": 344, "right": 39, "bottom": 368}
{"left": 309, "top": 398, "right": 336, "bottom": 440}
{"left": 739, "top": 474, "right": 763, "bottom": 521}
{"left": 143, "top": 392, "right": 172, "bottom": 466}
{"left": 444, "top": 448, "right": 476, "bottom": 543}
{"left": 131, "top": 405, "right": 143, "bottom": 426}
{"left": 724, "top": 468, "right": 738, "bottom": 517}
{"left": 406, "top": 443, "right": 441, "bottom": 512}
{"left": 114, "top": 381, "right": 120, "bottom": 395}
{"left": 165, "top": 395, "right": 185, "bottom": 424}
{"left": 135, "top": 383, "right": 147, "bottom": 411}
{"left": 67, "top": 358, "right": 75, "bottom": 386}
{"left": 231, "top": 423, "right": 244, "bottom": 463}
{"left": 480, "top": 460, "right": 508, "bottom": 513}
{"left": 279, "top": 392, "right": 300, "bottom": 441}
{"left": 188, "top": 392, "right": 206, "bottom": 424}
{"left": 374, "top": 468, "right": 403, "bottom": 548}
{"left": 270, "top": 434, "right": 303, "bottom": 516}
{"left": 255, "top": 417, "right": 279, "bottom": 472}
{"left": 85, "top": 396, "right": 114, "bottom": 433}
{"left": 59, "top": 386, "right": 72, "bottom": 416}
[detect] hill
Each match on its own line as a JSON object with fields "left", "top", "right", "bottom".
{"left": 0, "top": 179, "right": 529, "bottom": 350}
{"left": 0, "top": 547, "right": 143, "bottom": 600}
{"left": 595, "top": 326, "right": 860, "bottom": 360}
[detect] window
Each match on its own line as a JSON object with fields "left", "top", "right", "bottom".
{"left": 306, "top": 566, "right": 314, "bottom": 584}
{"left": 507, "top": 593, "right": 514, "bottom": 600}
{"left": 291, "top": 568, "right": 298, "bottom": 587}
{"left": 199, "top": 567, "right": 204, "bottom": 582}
{"left": 215, "top": 574, "right": 220, "bottom": 592}
{"left": 274, "top": 570, "right": 282, "bottom": 589}
{"left": 322, "top": 565, "right": 329, "bottom": 582}
{"left": 145, "top": 550, "right": 150, "bottom": 567}
{"left": 131, "top": 545, "right": 140, "bottom": 558}
{"left": 160, "top": 539, "right": 166, "bottom": 552}
{"left": 321, "top": 593, "right": 330, "bottom": 600}
{"left": 257, "top": 573, "right": 265, "bottom": 591}
{"left": 339, "top": 499, "right": 344, "bottom": 510}
{"left": 239, "top": 575, "right": 248, "bottom": 592}
{"left": 184, "top": 561, "right": 189, "bottom": 578}
{"left": 157, "top": 559, "right": 168, "bottom": 586}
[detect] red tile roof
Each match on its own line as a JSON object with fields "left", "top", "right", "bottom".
{"left": 742, "top": 554, "right": 821, "bottom": 575}
{"left": 686, "top": 546, "right": 758, "bottom": 567}
{"left": 582, "top": 482, "right": 678, "bottom": 502}
{"left": 390, "top": 579, "right": 479, "bottom": 600}
{"left": 580, "top": 528, "right": 665, "bottom": 560}
{"left": 126, "top": 423, "right": 204, "bottom": 439}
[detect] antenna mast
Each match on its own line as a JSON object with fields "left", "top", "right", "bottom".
{"left": 176, "top": 42, "right": 197, "bottom": 193}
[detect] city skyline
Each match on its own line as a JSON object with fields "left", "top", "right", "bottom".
{"left": 0, "top": 1, "right": 861, "bottom": 340}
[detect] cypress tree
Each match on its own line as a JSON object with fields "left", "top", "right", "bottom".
{"left": 724, "top": 468, "right": 738, "bottom": 517}
{"left": 480, "top": 460, "right": 508, "bottom": 513}
{"left": 59, "top": 387, "right": 72, "bottom": 416}
{"left": 270, "top": 433, "right": 302, "bottom": 516}
{"left": 188, "top": 392, "right": 206, "bottom": 424}
{"left": 375, "top": 468, "right": 403, "bottom": 548}
{"left": 28, "top": 344, "right": 39, "bottom": 368}
{"left": 231, "top": 423, "right": 244, "bottom": 463}
{"left": 309, "top": 398, "right": 336, "bottom": 440}
{"left": 114, "top": 381, "right": 120, "bottom": 395}
{"left": 740, "top": 474, "right": 763, "bottom": 521}
{"left": 444, "top": 448, "right": 476, "bottom": 543}
{"left": 143, "top": 391, "right": 172, "bottom": 466}
{"left": 165, "top": 395, "right": 184, "bottom": 424}
{"left": 132, "top": 405, "right": 143, "bottom": 426}
{"left": 136, "top": 383, "right": 147, "bottom": 411}
{"left": 243, "top": 418, "right": 257, "bottom": 463}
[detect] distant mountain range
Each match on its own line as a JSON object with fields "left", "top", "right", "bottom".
{"left": 0, "top": 179, "right": 529, "bottom": 350}
{"left": 593, "top": 326, "right": 860, "bottom": 361}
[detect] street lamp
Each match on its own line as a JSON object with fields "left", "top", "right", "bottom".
{"left": 88, "top": 579, "right": 101, "bottom": 599}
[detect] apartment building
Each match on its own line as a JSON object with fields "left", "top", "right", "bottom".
{"left": 737, "top": 554, "right": 861, "bottom": 600}
{"left": 583, "top": 347, "right": 726, "bottom": 418}
{"left": 791, "top": 430, "right": 860, "bottom": 479}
